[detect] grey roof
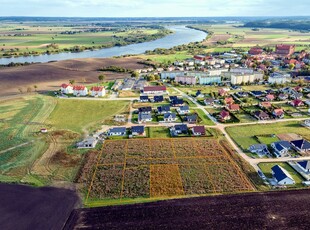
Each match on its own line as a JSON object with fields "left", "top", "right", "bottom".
{"left": 179, "top": 105, "right": 189, "bottom": 111}
{"left": 109, "top": 127, "right": 126, "bottom": 133}
{"left": 249, "top": 144, "right": 268, "bottom": 150}
{"left": 139, "top": 113, "right": 152, "bottom": 120}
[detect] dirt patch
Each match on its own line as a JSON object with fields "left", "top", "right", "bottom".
{"left": 277, "top": 133, "right": 302, "bottom": 141}
{"left": 0, "top": 57, "right": 146, "bottom": 97}
{"left": 50, "top": 150, "right": 80, "bottom": 167}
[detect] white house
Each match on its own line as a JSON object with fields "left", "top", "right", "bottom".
{"left": 73, "top": 85, "right": 88, "bottom": 96}
{"left": 90, "top": 86, "right": 105, "bottom": 97}
{"left": 271, "top": 141, "right": 292, "bottom": 158}
{"left": 271, "top": 165, "right": 295, "bottom": 185}
{"left": 108, "top": 127, "right": 126, "bottom": 136}
{"left": 297, "top": 161, "right": 310, "bottom": 174}
{"left": 177, "top": 105, "right": 190, "bottom": 115}
{"left": 163, "top": 113, "right": 177, "bottom": 122}
{"left": 60, "top": 83, "right": 73, "bottom": 94}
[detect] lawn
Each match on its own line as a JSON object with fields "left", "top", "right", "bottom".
{"left": 193, "top": 109, "right": 215, "bottom": 126}
{"left": 256, "top": 135, "right": 280, "bottom": 146}
{"left": 48, "top": 99, "right": 129, "bottom": 133}
{"left": 147, "top": 127, "right": 170, "bottom": 138}
{"left": 258, "top": 162, "right": 304, "bottom": 187}
{"left": 226, "top": 121, "right": 310, "bottom": 151}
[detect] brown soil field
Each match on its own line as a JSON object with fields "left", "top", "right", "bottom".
{"left": 65, "top": 189, "right": 310, "bottom": 230}
{"left": 202, "top": 34, "right": 232, "bottom": 45}
{"left": 0, "top": 57, "right": 146, "bottom": 97}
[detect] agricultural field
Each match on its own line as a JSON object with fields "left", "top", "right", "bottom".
{"left": 48, "top": 99, "right": 130, "bottom": 133}
{"left": 81, "top": 138, "right": 254, "bottom": 206}
{"left": 226, "top": 121, "right": 310, "bottom": 151}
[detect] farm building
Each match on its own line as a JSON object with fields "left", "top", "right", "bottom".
{"left": 131, "top": 126, "right": 145, "bottom": 136}
{"left": 271, "top": 165, "right": 295, "bottom": 185}
{"left": 271, "top": 141, "right": 292, "bottom": 158}
{"left": 143, "top": 86, "right": 167, "bottom": 94}
{"left": 60, "top": 83, "right": 73, "bottom": 94}
{"left": 73, "top": 85, "right": 88, "bottom": 96}
{"left": 90, "top": 86, "right": 105, "bottom": 97}
{"left": 297, "top": 161, "right": 310, "bottom": 174}
{"left": 290, "top": 139, "right": 310, "bottom": 153}
{"left": 108, "top": 127, "right": 126, "bottom": 136}
{"left": 191, "top": 126, "right": 206, "bottom": 136}
{"left": 76, "top": 137, "right": 98, "bottom": 148}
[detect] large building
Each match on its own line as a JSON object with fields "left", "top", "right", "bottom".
{"left": 275, "top": 44, "right": 295, "bottom": 57}
{"left": 231, "top": 74, "right": 255, "bottom": 85}
{"left": 199, "top": 75, "right": 221, "bottom": 85}
{"left": 175, "top": 76, "right": 197, "bottom": 85}
{"left": 268, "top": 72, "right": 292, "bottom": 84}
{"left": 143, "top": 86, "right": 167, "bottom": 94}
{"left": 249, "top": 47, "right": 263, "bottom": 55}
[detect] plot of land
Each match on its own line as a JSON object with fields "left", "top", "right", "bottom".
{"left": 82, "top": 138, "right": 254, "bottom": 206}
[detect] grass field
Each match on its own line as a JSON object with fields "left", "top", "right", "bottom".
{"left": 80, "top": 138, "right": 254, "bottom": 206}
{"left": 258, "top": 162, "right": 304, "bottom": 187}
{"left": 193, "top": 109, "right": 215, "bottom": 126}
{"left": 226, "top": 121, "right": 310, "bottom": 151}
{"left": 48, "top": 99, "right": 129, "bottom": 133}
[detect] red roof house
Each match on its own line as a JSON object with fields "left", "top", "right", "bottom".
{"left": 143, "top": 86, "right": 167, "bottom": 94}
{"left": 192, "top": 126, "right": 206, "bottom": 136}
{"left": 291, "top": 99, "right": 304, "bottom": 107}
{"left": 224, "top": 97, "right": 234, "bottom": 105}
{"left": 275, "top": 44, "right": 295, "bottom": 57}
{"left": 219, "top": 110, "right": 231, "bottom": 121}
{"left": 228, "top": 104, "right": 240, "bottom": 111}
{"left": 249, "top": 47, "right": 263, "bottom": 55}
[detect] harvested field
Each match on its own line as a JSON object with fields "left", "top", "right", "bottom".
{"left": 81, "top": 138, "right": 254, "bottom": 206}
{"left": 0, "top": 57, "right": 145, "bottom": 97}
{"left": 277, "top": 133, "right": 303, "bottom": 142}
{"left": 64, "top": 190, "right": 310, "bottom": 230}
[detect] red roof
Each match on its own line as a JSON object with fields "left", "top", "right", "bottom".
{"left": 73, "top": 85, "right": 86, "bottom": 90}
{"left": 143, "top": 86, "right": 166, "bottom": 92}
{"left": 61, "top": 83, "right": 72, "bottom": 88}
{"left": 260, "top": 102, "right": 272, "bottom": 108}
{"left": 291, "top": 99, "right": 304, "bottom": 107}
{"left": 273, "top": 109, "right": 284, "bottom": 116}
{"left": 266, "top": 94, "right": 275, "bottom": 100}
{"left": 276, "top": 44, "right": 295, "bottom": 50}
{"left": 224, "top": 97, "right": 234, "bottom": 104}
{"left": 229, "top": 104, "right": 240, "bottom": 111}
{"left": 192, "top": 126, "right": 206, "bottom": 134}
{"left": 218, "top": 88, "right": 228, "bottom": 96}
{"left": 220, "top": 110, "right": 230, "bottom": 118}
{"left": 90, "top": 86, "right": 104, "bottom": 92}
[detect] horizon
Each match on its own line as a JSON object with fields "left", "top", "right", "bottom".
{"left": 0, "top": 0, "right": 309, "bottom": 17}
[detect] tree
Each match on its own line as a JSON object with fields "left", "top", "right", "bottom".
{"left": 289, "top": 63, "right": 295, "bottom": 70}
{"left": 98, "top": 74, "right": 106, "bottom": 83}
{"left": 154, "top": 74, "right": 160, "bottom": 80}
{"left": 33, "top": 85, "right": 38, "bottom": 92}
{"left": 131, "top": 71, "right": 139, "bottom": 79}
{"left": 69, "top": 79, "right": 75, "bottom": 85}
{"left": 18, "top": 88, "right": 23, "bottom": 94}
{"left": 147, "top": 74, "right": 155, "bottom": 81}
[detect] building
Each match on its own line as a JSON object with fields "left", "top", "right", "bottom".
{"left": 131, "top": 126, "right": 145, "bottom": 136}
{"left": 303, "top": 119, "right": 310, "bottom": 127}
{"left": 268, "top": 72, "right": 292, "bottom": 84}
{"left": 218, "top": 88, "right": 229, "bottom": 97}
{"left": 228, "top": 104, "right": 240, "bottom": 111}
{"left": 259, "top": 102, "right": 272, "bottom": 109}
{"left": 73, "top": 85, "right": 88, "bottom": 96}
{"left": 175, "top": 75, "right": 197, "bottom": 85}
{"left": 157, "top": 105, "right": 171, "bottom": 114}
{"left": 271, "top": 165, "right": 295, "bottom": 185}
{"left": 108, "top": 127, "right": 126, "bottom": 136}
{"left": 170, "top": 124, "right": 188, "bottom": 136}
{"left": 271, "top": 141, "right": 292, "bottom": 157}
{"left": 138, "top": 113, "right": 152, "bottom": 123}
{"left": 191, "top": 126, "right": 206, "bottom": 136}
{"left": 60, "top": 83, "right": 73, "bottom": 94}
{"left": 171, "top": 99, "right": 184, "bottom": 107}
{"left": 249, "top": 47, "right": 263, "bottom": 55}
{"left": 254, "top": 111, "right": 270, "bottom": 120}
{"left": 219, "top": 110, "right": 231, "bottom": 121}
{"left": 291, "top": 139, "right": 310, "bottom": 153}
{"left": 177, "top": 105, "right": 190, "bottom": 115}
{"left": 90, "top": 86, "right": 105, "bottom": 97}
{"left": 185, "top": 114, "right": 198, "bottom": 124}
{"left": 204, "top": 98, "right": 215, "bottom": 105}
{"left": 290, "top": 99, "right": 304, "bottom": 107}
{"left": 275, "top": 44, "right": 295, "bottom": 57}
{"left": 164, "top": 113, "right": 177, "bottom": 122}
{"left": 231, "top": 73, "right": 255, "bottom": 85}
{"left": 248, "top": 144, "right": 270, "bottom": 156}
{"left": 138, "top": 106, "right": 152, "bottom": 114}
{"left": 297, "top": 161, "right": 310, "bottom": 174}
{"left": 272, "top": 109, "right": 285, "bottom": 119}
{"left": 224, "top": 97, "right": 234, "bottom": 105}
{"left": 76, "top": 137, "right": 98, "bottom": 149}
{"left": 140, "top": 95, "right": 149, "bottom": 102}
{"left": 143, "top": 86, "right": 167, "bottom": 94}
{"left": 199, "top": 75, "right": 221, "bottom": 85}
{"left": 153, "top": 95, "right": 164, "bottom": 103}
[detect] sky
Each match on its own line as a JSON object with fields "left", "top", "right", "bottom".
{"left": 0, "top": 0, "right": 309, "bottom": 17}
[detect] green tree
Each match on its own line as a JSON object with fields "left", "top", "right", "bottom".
{"left": 69, "top": 79, "right": 75, "bottom": 85}
{"left": 33, "top": 85, "right": 38, "bottom": 92}
{"left": 98, "top": 74, "right": 106, "bottom": 83}
{"left": 289, "top": 63, "right": 295, "bottom": 70}
{"left": 131, "top": 71, "right": 139, "bottom": 79}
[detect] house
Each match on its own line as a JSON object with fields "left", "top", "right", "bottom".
{"left": 297, "top": 161, "right": 310, "bottom": 173}
{"left": 90, "top": 86, "right": 105, "bottom": 97}
{"left": 108, "top": 127, "right": 126, "bottom": 136}
{"left": 170, "top": 124, "right": 188, "bottom": 136}
{"left": 271, "top": 141, "right": 292, "bottom": 157}
{"left": 272, "top": 165, "right": 295, "bottom": 185}
{"left": 164, "top": 113, "right": 177, "bottom": 122}
{"left": 228, "top": 104, "right": 240, "bottom": 112}
{"left": 138, "top": 106, "right": 152, "bottom": 114}
{"left": 73, "top": 85, "right": 88, "bottom": 96}
{"left": 303, "top": 119, "right": 310, "bottom": 127}
{"left": 191, "top": 126, "right": 206, "bottom": 136}
{"left": 250, "top": 91, "right": 264, "bottom": 98}
{"left": 272, "top": 109, "right": 285, "bottom": 119}
{"left": 248, "top": 144, "right": 270, "bottom": 156}
{"left": 219, "top": 110, "right": 231, "bottom": 121}
{"left": 76, "top": 137, "right": 98, "bottom": 149}
{"left": 218, "top": 88, "right": 229, "bottom": 97}
{"left": 236, "top": 92, "right": 248, "bottom": 98}
{"left": 131, "top": 126, "right": 145, "bottom": 136}
{"left": 305, "top": 100, "right": 310, "bottom": 106}
{"left": 224, "top": 97, "right": 234, "bottom": 105}
{"left": 185, "top": 114, "right": 198, "bottom": 124}
{"left": 275, "top": 44, "right": 295, "bottom": 57}
{"left": 153, "top": 95, "right": 164, "bottom": 103}
{"left": 138, "top": 113, "right": 152, "bottom": 123}
{"left": 278, "top": 94, "right": 288, "bottom": 101}
{"left": 254, "top": 111, "right": 270, "bottom": 120}
{"left": 157, "top": 105, "right": 171, "bottom": 114}
{"left": 290, "top": 99, "right": 304, "bottom": 107}
{"left": 290, "top": 91, "right": 303, "bottom": 100}
{"left": 249, "top": 47, "right": 263, "bottom": 55}
{"left": 60, "top": 83, "right": 73, "bottom": 94}
{"left": 204, "top": 98, "right": 215, "bottom": 105}
{"left": 171, "top": 99, "right": 184, "bottom": 107}
{"left": 291, "top": 139, "right": 310, "bottom": 153}
{"left": 265, "top": 94, "right": 275, "bottom": 101}
{"left": 259, "top": 101, "right": 272, "bottom": 109}
{"left": 169, "top": 96, "right": 178, "bottom": 102}
{"left": 140, "top": 95, "right": 149, "bottom": 102}
{"left": 177, "top": 105, "right": 190, "bottom": 115}
{"left": 143, "top": 86, "right": 167, "bottom": 94}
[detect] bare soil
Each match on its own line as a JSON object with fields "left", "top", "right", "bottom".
{"left": 0, "top": 57, "right": 146, "bottom": 97}
{"left": 64, "top": 190, "right": 310, "bottom": 230}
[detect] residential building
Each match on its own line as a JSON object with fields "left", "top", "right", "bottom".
{"left": 218, "top": 88, "right": 229, "bottom": 97}
{"left": 278, "top": 94, "right": 288, "bottom": 101}
{"left": 254, "top": 111, "right": 270, "bottom": 120}
{"left": 157, "top": 105, "right": 171, "bottom": 114}
{"left": 272, "top": 109, "right": 285, "bottom": 119}
{"left": 108, "top": 127, "right": 126, "bottom": 136}
{"left": 248, "top": 144, "right": 270, "bottom": 156}
{"left": 259, "top": 102, "right": 272, "bottom": 109}
{"left": 191, "top": 126, "right": 206, "bottom": 136}
{"left": 73, "top": 85, "right": 88, "bottom": 96}
{"left": 228, "top": 104, "right": 240, "bottom": 111}
{"left": 175, "top": 75, "right": 197, "bottom": 85}
{"left": 140, "top": 95, "right": 149, "bottom": 102}
{"left": 170, "top": 124, "right": 188, "bottom": 136}
{"left": 224, "top": 97, "right": 234, "bottom": 105}
{"left": 199, "top": 75, "right": 221, "bottom": 85}
{"left": 177, "top": 105, "right": 190, "bottom": 115}
{"left": 268, "top": 72, "right": 292, "bottom": 84}
{"left": 185, "top": 114, "right": 198, "bottom": 124}
{"left": 164, "top": 113, "right": 177, "bottom": 122}
{"left": 219, "top": 110, "right": 231, "bottom": 121}
{"left": 76, "top": 137, "right": 98, "bottom": 149}
{"left": 250, "top": 91, "right": 265, "bottom": 98}
{"left": 143, "top": 86, "right": 167, "bottom": 94}
{"left": 131, "top": 126, "right": 145, "bottom": 136}
{"left": 90, "top": 86, "right": 105, "bottom": 97}
{"left": 138, "top": 107, "right": 152, "bottom": 114}
{"left": 303, "top": 119, "right": 310, "bottom": 127}
{"left": 171, "top": 99, "right": 184, "bottom": 107}
{"left": 249, "top": 47, "right": 263, "bottom": 55}
{"left": 153, "top": 95, "right": 164, "bottom": 103}
{"left": 60, "top": 83, "right": 73, "bottom": 94}
{"left": 271, "top": 141, "right": 292, "bottom": 157}
{"left": 138, "top": 113, "right": 152, "bottom": 123}
{"left": 204, "top": 98, "right": 215, "bottom": 105}
{"left": 272, "top": 165, "right": 295, "bottom": 185}
{"left": 297, "top": 161, "right": 310, "bottom": 174}
{"left": 291, "top": 139, "right": 310, "bottom": 153}
{"left": 290, "top": 99, "right": 304, "bottom": 107}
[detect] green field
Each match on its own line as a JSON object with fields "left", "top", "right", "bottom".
{"left": 148, "top": 127, "right": 171, "bottom": 138}
{"left": 48, "top": 99, "right": 129, "bottom": 133}
{"left": 193, "top": 109, "right": 215, "bottom": 126}
{"left": 226, "top": 121, "right": 310, "bottom": 150}
{"left": 258, "top": 162, "right": 304, "bottom": 187}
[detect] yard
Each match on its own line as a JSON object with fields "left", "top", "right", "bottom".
{"left": 226, "top": 121, "right": 310, "bottom": 151}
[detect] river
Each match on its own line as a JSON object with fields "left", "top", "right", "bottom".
{"left": 0, "top": 26, "right": 206, "bottom": 65}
